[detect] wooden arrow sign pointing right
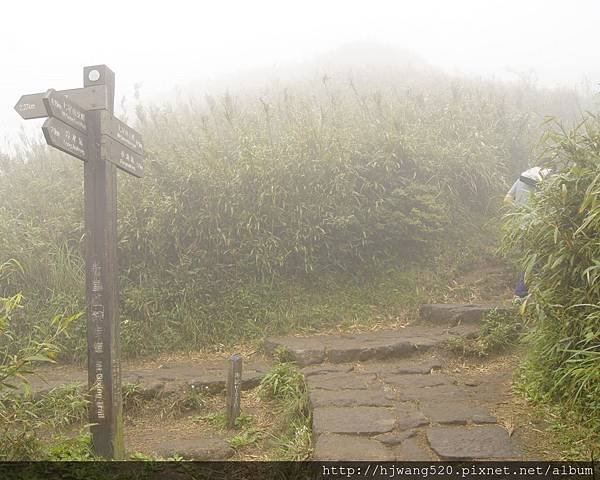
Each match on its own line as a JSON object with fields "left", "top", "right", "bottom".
{"left": 101, "top": 135, "right": 144, "bottom": 178}
{"left": 101, "top": 111, "right": 144, "bottom": 155}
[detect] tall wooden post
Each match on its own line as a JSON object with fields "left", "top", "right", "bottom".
{"left": 16, "top": 65, "right": 144, "bottom": 460}
{"left": 83, "top": 65, "right": 124, "bottom": 458}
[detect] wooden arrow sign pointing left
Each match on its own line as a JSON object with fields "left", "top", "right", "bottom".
{"left": 14, "top": 93, "right": 48, "bottom": 119}
{"left": 43, "top": 89, "right": 87, "bottom": 133}
{"left": 15, "top": 86, "right": 110, "bottom": 120}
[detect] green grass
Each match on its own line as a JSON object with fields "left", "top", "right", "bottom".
{"left": 258, "top": 362, "right": 312, "bottom": 460}
{"left": 46, "top": 430, "right": 95, "bottom": 461}
{"left": 448, "top": 309, "right": 523, "bottom": 357}
{"left": 501, "top": 114, "right": 600, "bottom": 453}
{"left": 516, "top": 363, "right": 600, "bottom": 460}
{"left": 228, "top": 428, "right": 263, "bottom": 449}
{"left": 2, "top": 59, "right": 580, "bottom": 361}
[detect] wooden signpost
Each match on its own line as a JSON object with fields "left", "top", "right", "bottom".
{"left": 226, "top": 355, "right": 243, "bottom": 429}
{"left": 15, "top": 65, "right": 144, "bottom": 459}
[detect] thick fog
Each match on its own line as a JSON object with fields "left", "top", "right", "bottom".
{"left": 2, "top": 0, "right": 599, "bottom": 151}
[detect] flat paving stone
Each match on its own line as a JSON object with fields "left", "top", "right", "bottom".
{"left": 382, "top": 373, "right": 455, "bottom": 389}
{"left": 361, "top": 356, "right": 444, "bottom": 375}
{"left": 306, "top": 372, "right": 376, "bottom": 390}
{"left": 313, "top": 406, "right": 396, "bottom": 435}
{"left": 473, "top": 414, "right": 498, "bottom": 424}
{"left": 395, "top": 361, "right": 443, "bottom": 374}
{"left": 313, "top": 434, "right": 393, "bottom": 460}
{"left": 427, "top": 426, "right": 521, "bottom": 460}
{"left": 326, "top": 339, "right": 414, "bottom": 363}
{"left": 397, "top": 383, "right": 471, "bottom": 402}
{"left": 420, "top": 304, "right": 515, "bottom": 326}
{"left": 23, "top": 361, "right": 271, "bottom": 399}
{"left": 154, "top": 436, "right": 234, "bottom": 460}
{"left": 421, "top": 402, "right": 490, "bottom": 425}
{"left": 264, "top": 337, "right": 326, "bottom": 365}
{"left": 395, "top": 405, "right": 430, "bottom": 430}
{"left": 265, "top": 325, "right": 478, "bottom": 366}
{"left": 309, "top": 389, "right": 396, "bottom": 408}
{"left": 301, "top": 364, "right": 353, "bottom": 377}
{"left": 394, "top": 437, "right": 437, "bottom": 461}
{"left": 375, "top": 430, "right": 417, "bottom": 445}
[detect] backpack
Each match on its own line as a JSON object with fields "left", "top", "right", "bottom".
{"left": 519, "top": 175, "right": 540, "bottom": 189}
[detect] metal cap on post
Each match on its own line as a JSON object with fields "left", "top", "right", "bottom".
{"left": 84, "top": 65, "right": 115, "bottom": 114}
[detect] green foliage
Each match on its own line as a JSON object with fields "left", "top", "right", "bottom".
{"left": 502, "top": 113, "right": 600, "bottom": 440}
{"left": 29, "top": 383, "right": 88, "bottom": 427}
{"left": 181, "top": 385, "right": 207, "bottom": 411}
{"left": 0, "top": 65, "right": 578, "bottom": 358}
{"left": 447, "top": 309, "right": 522, "bottom": 357}
{"left": 194, "top": 411, "right": 228, "bottom": 429}
{"left": 232, "top": 411, "right": 254, "bottom": 429}
{"left": 46, "top": 430, "right": 94, "bottom": 460}
{"left": 0, "top": 259, "right": 81, "bottom": 460}
{"left": 228, "top": 428, "right": 262, "bottom": 449}
{"left": 259, "top": 362, "right": 311, "bottom": 459}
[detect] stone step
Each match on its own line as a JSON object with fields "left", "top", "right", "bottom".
{"left": 419, "top": 304, "right": 515, "bottom": 326}
{"left": 264, "top": 324, "right": 478, "bottom": 366}
{"left": 307, "top": 357, "right": 522, "bottom": 461}
{"left": 21, "top": 360, "right": 270, "bottom": 400}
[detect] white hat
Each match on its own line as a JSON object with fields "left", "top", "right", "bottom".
{"left": 521, "top": 167, "right": 550, "bottom": 182}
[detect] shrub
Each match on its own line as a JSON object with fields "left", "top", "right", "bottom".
{"left": 502, "top": 113, "right": 600, "bottom": 437}
{"left": 0, "top": 62, "right": 583, "bottom": 357}
{"left": 0, "top": 259, "right": 81, "bottom": 459}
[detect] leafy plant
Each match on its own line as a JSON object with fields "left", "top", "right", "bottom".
{"left": 447, "top": 309, "right": 522, "bottom": 357}
{"left": 259, "top": 362, "right": 311, "bottom": 460}
{"left": 181, "top": 385, "right": 207, "bottom": 411}
{"left": 0, "top": 259, "right": 81, "bottom": 460}
{"left": 502, "top": 113, "right": 600, "bottom": 445}
{"left": 46, "top": 430, "right": 94, "bottom": 460}
{"left": 32, "top": 383, "right": 88, "bottom": 428}
{"left": 0, "top": 62, "right": 582, "bottom": 359}
{"left": 193, "top": 411, "right": 228, "bottom": 429}
{"left": 228, "top": 428, "right": 262, "bottom": 449}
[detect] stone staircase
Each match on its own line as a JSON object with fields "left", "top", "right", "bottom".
{"left": 265, "top": 303, "right": 521, "bottom": 461}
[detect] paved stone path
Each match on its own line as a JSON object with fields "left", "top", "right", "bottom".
{"left": 23, "top": 302, "right": 519, "bottom": 460}
{"left": 267, "top": 303, "right": 521, "bottom": 460}
{"left": 24, "top": 360, "right": 271, "bottom": 400}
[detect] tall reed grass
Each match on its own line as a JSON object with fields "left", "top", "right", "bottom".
{"left": 0, "top": 62, "right": 584, "bottom": 358}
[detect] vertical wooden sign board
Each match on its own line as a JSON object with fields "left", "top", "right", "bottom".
{"left": 15, "top": 65, "right": 145, "bottom": 459}
{"left": 83, "top": 65, "right": 123, "bottom": 459}
{"left": 226, "top": 355, "right": 243, "bottom": 429}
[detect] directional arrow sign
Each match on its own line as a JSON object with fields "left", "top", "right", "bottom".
{"left": 101, "top": 135, "right": 144, "bottom": 178}
{"left": 101, "top": 111, "right": 143, "bottom": 155}
{"left": 43, "top": 89, "right": 87, "bottom": 133}
{"left": 42, "top": 118, "right": 88, "bottom": 162}
{"left": 14, "top": 93, "right": 48, "bottom": 119}
{"left": 15, "top": 86, "right": 109, "bottom": 120}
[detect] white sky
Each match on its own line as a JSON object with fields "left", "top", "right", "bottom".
{"left": 2, "top": 0, "right": 599, "bottom": 151}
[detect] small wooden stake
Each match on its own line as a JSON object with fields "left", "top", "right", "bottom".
{"left": 226, "top": 354, "right": 243, "bottom": 429}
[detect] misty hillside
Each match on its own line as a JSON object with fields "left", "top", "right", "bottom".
{"left": 0, "top": 45, "right": 587, "bottom": 358}
{"left": 1, "top": 42, "right": 598, "bottom": 462}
